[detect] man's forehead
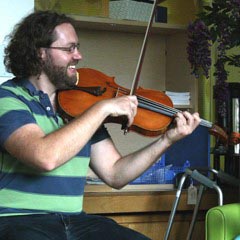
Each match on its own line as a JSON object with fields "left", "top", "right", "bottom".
{"left": 53, "top": 23, "right": 78, "bottom": 44}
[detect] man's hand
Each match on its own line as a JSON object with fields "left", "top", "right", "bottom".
{"left": 164, "top": 111, "right": 201, "bottom": 145}
{"left": 103, "top": 95, "right": 138, "bottom": 127}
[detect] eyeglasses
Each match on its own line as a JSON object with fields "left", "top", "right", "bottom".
{"left": 46, "top": 43, "right": 80, "bottom": 53}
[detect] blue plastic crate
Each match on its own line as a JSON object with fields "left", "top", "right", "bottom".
{"left": 130, "top": 154, "right": 165, "bottom": 184}
{"left": 164, "top": 162, "right": 190, "bottom": 184}
{"left": 130, "top": 155, "right": 190, "bottom": 184}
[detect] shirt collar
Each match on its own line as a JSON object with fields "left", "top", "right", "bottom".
{"left": 15, "top": 78, "right": 43, "bottom": 96}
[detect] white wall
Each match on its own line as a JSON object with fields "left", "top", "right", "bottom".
{"left": 0, "top": 0, "right": 34, "bottom": 83}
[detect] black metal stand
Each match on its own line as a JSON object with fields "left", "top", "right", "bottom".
{"left": 213, "top": 83, "right": 240, "bottom": 178}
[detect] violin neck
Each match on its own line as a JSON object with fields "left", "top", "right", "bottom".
{"left": 137, "top": 96, "right": 213, "bottom": 128}
{"left": 199, "top": 119, "right": 213, "bottom": 128}
{"left": 138, "top": 96, "right": 228, "bottom": 143}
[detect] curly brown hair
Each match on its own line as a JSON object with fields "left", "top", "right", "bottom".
{"left": 4, "top": 11, "right": 75, "bottom": 78}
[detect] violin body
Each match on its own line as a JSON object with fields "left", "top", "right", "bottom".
{"left": 58, "top": 68, "right": 228, "bottom": 143}
{"left": 57, "top": 68, "right": 173, "bottom": 137}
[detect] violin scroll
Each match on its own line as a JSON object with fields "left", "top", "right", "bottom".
{"left": 208, "top": 124, "right": 228, "bottom": 144}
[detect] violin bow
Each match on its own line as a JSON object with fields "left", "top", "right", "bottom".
{"left": 122, "top": 0, "right": 160, "bottom": 134}
{"left": 130, "top": 0, "right": 160, "bottom": 96}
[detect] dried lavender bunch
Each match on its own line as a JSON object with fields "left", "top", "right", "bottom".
{"left": 187, "top": 0, "right": 240, "bottom": 117}
{"left": 187, "top": 19, "right": 212, "bottom": 78}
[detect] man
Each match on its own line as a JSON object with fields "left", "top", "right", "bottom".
{"left": 0, "top": 11, "right": 200, "bottom": 240}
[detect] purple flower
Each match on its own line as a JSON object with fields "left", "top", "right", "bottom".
{"left": 186, "top": 0, "right": 240, "bottom": 117}
{"left": 187, "top": 19, "right": 212, "bottom": 78}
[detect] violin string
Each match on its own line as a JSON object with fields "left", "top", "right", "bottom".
{"left": 112, "top": 86, "right": 212, "bottom": 128}
{"left": 112, "top": 86, "right": 177, "bottom": 116}
{"left": 137, "top": 94, "right": 179, "bottom": 116}
{"left": 137, "top": 95, "right": 212, "bottom": 128}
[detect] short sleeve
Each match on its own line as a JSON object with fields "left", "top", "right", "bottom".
{"left": 0, "top": 90, "right": 36, "bottom": 148}
{"left": 91, "top": 125, "right": 110, "bottom": 145}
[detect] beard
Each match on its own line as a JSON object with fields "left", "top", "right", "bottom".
{"left": 42, "top": 52, "right": 77, "bottom": 90}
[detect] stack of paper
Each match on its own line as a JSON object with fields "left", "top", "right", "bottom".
{"left": 165, "top": 91, "right": 191, "bottom": 106}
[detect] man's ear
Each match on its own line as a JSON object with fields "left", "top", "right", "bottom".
{"left": 39, "top": 48, "right": 47, "bottom": 59}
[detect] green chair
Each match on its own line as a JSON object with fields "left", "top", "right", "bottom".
{"left": 205, "top": 203, "right": 240, "bottom": 240}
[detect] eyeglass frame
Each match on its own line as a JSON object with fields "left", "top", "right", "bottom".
{"left": 45, "top": 43, "right": 80, "bottom": 53}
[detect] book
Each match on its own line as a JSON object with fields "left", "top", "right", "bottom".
{"left": 165, "top": 90, "right": 190, "bottom": 96}
{"left": 165, "top": 90, "right": 191, "bottom": 105}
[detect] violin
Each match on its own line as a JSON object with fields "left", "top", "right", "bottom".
{"left": 57, "top": 0, "right": 228, "bottom": 143}
{"left": 57, "top": 67, "right": 228, "bottom": 142}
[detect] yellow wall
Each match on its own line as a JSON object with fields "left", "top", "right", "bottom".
{"left": 161, "top": 0, "right": 198, "bottom": 25}
{"left": 226, "top": 48, "right": 240, "bottom": 83}
{"left": 35, "top": 0, "right": 199, "bottom": 25}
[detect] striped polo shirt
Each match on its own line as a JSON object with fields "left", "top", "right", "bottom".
{"left": 0, "top": 78, "right": 109, "bottom": 216}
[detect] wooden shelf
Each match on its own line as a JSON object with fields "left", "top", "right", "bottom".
{"left": 83, "top": 188, "right": 218, "bottom": 239}
{"left": 69, "top": 15, "right": 187, "bottom": 34}
{"left": 174, "top": 104, "right": 193, "bottom": 110}
{"left": 85, "top": 183, "right": 175, "bottom": 193}
{"left": 83, "top": 186, "right": 218, "bottom": 214}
